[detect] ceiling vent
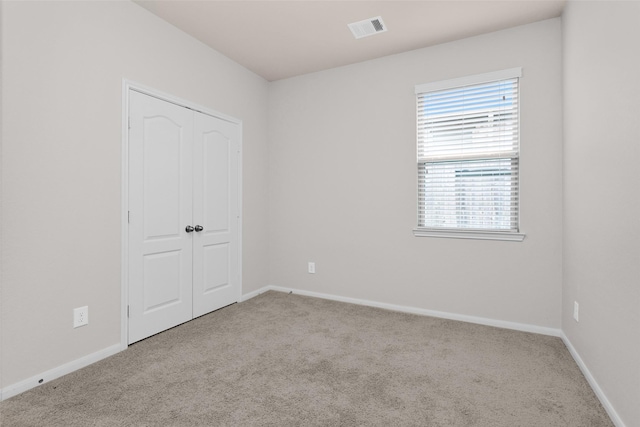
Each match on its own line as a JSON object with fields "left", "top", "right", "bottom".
{"left": 348, "top": 16, "right": 387, "bottom": 39}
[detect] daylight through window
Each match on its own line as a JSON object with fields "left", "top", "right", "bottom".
{"left": 415, "top": 68, "right": 522, "bottom": 237}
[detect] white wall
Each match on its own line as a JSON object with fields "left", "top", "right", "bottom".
{"left": 0, "top": 1, "right": 269, "bottom": 388}
{"left": 562, "top": 2, "right": 640, "bottom": 425}
{"left": 268, "top": 19, "right": 563, "bottom": 328}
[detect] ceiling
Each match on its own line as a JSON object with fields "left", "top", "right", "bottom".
{"left": 134, "top": 0, "right": 566, "bottom": 82}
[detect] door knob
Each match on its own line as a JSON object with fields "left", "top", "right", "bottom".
{"left": 194, "top": 225, "right": 203, "bottom": 232}
{"left": 185, "top": 225, "right": 194, "bottom": 233}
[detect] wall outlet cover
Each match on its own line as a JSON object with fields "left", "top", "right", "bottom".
{"left": 73, "top": 306, "right": 89, "bottom": 328}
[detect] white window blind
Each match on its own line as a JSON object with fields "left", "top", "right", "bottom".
{"left": 415, "top": 68, "right": 522, "bottom": 236}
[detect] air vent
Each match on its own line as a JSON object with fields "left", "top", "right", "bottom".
{"left": 348, "top": 16, "right": 387, "bottom": 39}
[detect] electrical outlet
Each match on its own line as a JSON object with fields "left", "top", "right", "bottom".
{"left": 73, "top": 306, "right": 89, "bottom": 328}
{"left": 573, "top": 301, "right": 579, "bottom": 322}
{"left": 308, "top": 262, "right": 316, "bottom": 274}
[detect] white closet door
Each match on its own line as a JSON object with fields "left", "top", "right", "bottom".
{"left": 192, "top": 112, "right": 240, "bottom": 318}
{"left": 128, "top": 91, "right": 194, "bottom": 344}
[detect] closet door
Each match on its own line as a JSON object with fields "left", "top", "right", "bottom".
{"left": 128, "top": 91, "right": 194, "bottom": 344}
{"left": 192, "top": 113, "right": 240, "bottom": 318}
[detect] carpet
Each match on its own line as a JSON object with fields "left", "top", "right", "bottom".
{"left": 0, "top": 291, "right": 613, "bottom": 426}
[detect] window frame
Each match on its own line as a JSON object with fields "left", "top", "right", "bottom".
{"left": 413, "top": 68, "right": 525, "bottom": 242}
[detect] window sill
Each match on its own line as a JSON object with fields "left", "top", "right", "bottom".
{"left": 413, "top": 228, "right": 526, "bottom": 242}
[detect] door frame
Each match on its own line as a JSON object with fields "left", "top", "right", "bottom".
{"left": 120, "top": 79, "right": 243, "bottom": 349}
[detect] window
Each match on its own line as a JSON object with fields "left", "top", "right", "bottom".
{"left": 414, "top": 68, "right": 525, "bottom": 241}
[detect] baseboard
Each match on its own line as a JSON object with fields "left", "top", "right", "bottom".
{"left": 1, "top": 343, "right": 124, "bottom": 402}
{"left": 561, "top": 333, "right": 626, "bottom": 427}
{"left": 260, "top": 285, "right": 561, "bottom": 337}
{"left": 240, "top": 286, "right": 270, "bottom": 302}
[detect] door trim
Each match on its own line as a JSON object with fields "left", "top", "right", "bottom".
{"left": 121, "top": 79, "right": 243, "bottom": 349}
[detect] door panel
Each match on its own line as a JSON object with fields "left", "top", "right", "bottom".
{"left": 193, "top": 113, "right": 239, "bottom": 318}
{"left": 203, "top": 243, "right": 230, "bottom": 293}
{"left": 129, "top": 91, "right": 194, "bottom": 344}
{"left": 203, "top": 134, "right": 230, "bottom": 232}
{"left": 142, "top": 117, "right": 183, "bottom": 239}
{"left": 143, "top": 250, "right": 182, "bottom": 312}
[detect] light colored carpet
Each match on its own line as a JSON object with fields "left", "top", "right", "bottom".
{"left": 1, "top": 291, "right": 613, "bottom": 426}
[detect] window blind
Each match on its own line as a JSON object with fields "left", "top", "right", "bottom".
{"left": 416, "top": 69, "right": 521, "bottom": 232}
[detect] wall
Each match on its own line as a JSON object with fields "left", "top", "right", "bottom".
{"left": 562, "top": 2, "right": 640, "bottom": 425}
{"left": 0, "top": 1, "right": 269, "bottom": 389}
{"left": 268, "top": 19, "right": 563, "bottom": 328}
{"left": 0, "top": 0, "right": 4, "bottom": 395}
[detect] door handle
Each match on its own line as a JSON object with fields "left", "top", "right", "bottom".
{"left": 185, "top": 225, "right": 194, "bottom": 233}
{"left": 194, "top": 225, "right": 204, "bottom": 232}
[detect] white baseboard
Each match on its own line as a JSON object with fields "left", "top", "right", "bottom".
{"left": 1, "top": 343, "right": 124, "bottom": 402}
{"left": 561, "top": 333, "right": 626, "bottom": 427}
{"left": 260, "top": 285, "right": 561, "bottom": 337}
{"left": 240, "top": 286, "right": 269, "bottom": 302}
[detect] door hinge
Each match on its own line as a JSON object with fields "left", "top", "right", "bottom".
{"left": 128, "top": 117, "right": 131, "bottom": 130}
{"left": 127, "top": 305, "right": 130, "bottom": 318}
{"left": 128, "top": 211, "right": 130, "bottom": 223}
